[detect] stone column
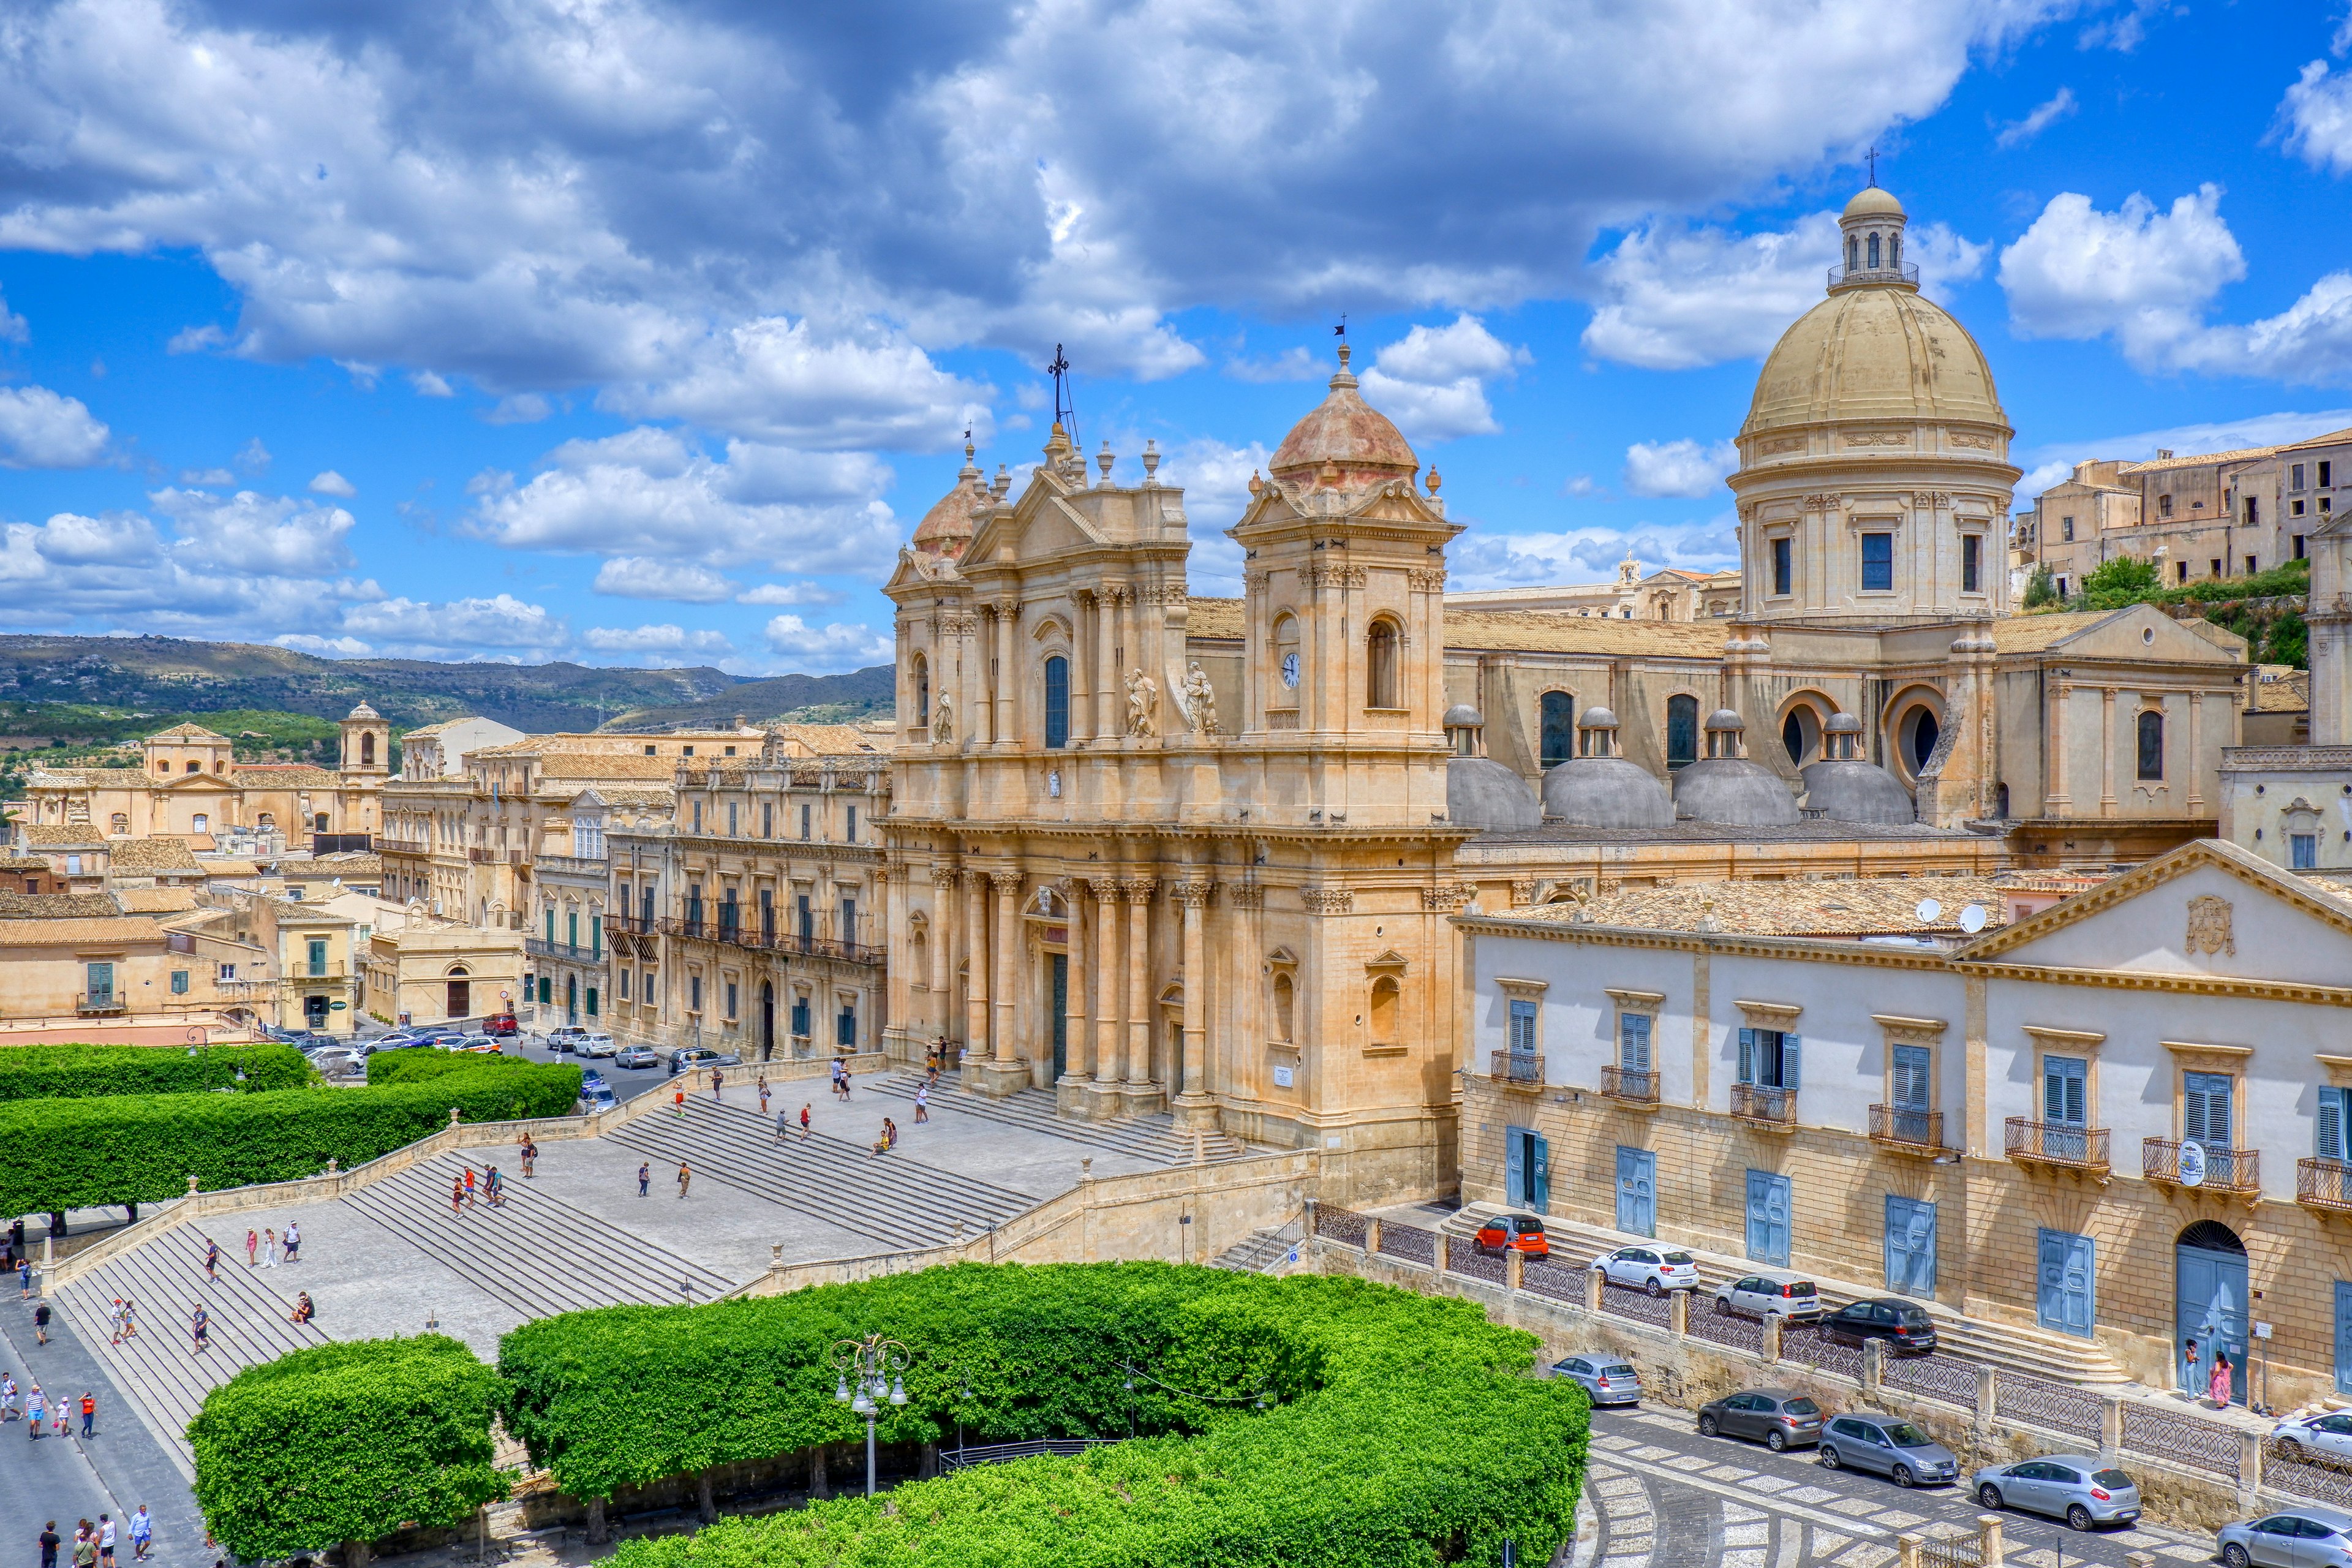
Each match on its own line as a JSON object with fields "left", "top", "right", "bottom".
{"left": 993, "top": 599, "right": 1019, "bottom": 747}
{"left": 929, "top": 870, "right": 956, "bottom": 1046}
{"left": 2045, "top": 681, "right": 2071, "bottom": 815}
{"left": 963, "top": 872, "right": 989, "bottom": 1067}
{"left": 2098, "top": 685, "right": 2118, "bottom": 816}
{"left": 1060, "top": 889, "right": 1091, "bottom": 1096}
{"left": 966, "top": 869, "right": 1030, "bottom": 1098}
{"left": 1086, "top": 878, "right": 1125, "bottom": 1117}
{"left": 2186, "top": 692, "right": 2206, "bottom": 815}
{"left": 1095, "top": 586, "right": 1125, "bottom": 741}
{"left": 1172, "top": 880, "right": 1217, "bottom": 1129}
{"left": 1075, "top": 592, "right": 1096, "bottom": 742}
{"left": 1123, "top": 878, "right": 1158, "bottom": 1112}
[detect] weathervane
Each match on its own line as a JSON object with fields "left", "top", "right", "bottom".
{"left": 1047, "top": 343, "right": 1077, "bottom": 451}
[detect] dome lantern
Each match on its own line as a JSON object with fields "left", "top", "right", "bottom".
{"left": 1835, "top": 183, "right": 1912, "bottom": 290}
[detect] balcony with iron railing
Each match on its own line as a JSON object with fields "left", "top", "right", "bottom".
{"left": 524, "top": 937, "right": 602, "bottom": 963}
{"left": 75, "top": 992, "right": 127, "bottom": 1016}
{"left": 1869, "top": 1104, "right": 1947, "bottom": 1155}
{"left": 1600, "top": 1065, "right": 1659, "bottom": 1107}
{"left": 534, "top": 853, "right": 609, "bottom": 876}
{"left": 654, "top": 914, "right": 884, "bottom": 966}
{"left": 2005, "top": 1117, "right": 2110, "bottom": 1177}
{"left": 282, "top": 965, "right": 350, "bottom": 985}
{"left": 1828, "top": 262, "right": 1920, "bottom": 289}
{"left": 1730, "top": 1082, "right": 1796, "bottom": 1129}
{"left": 2299, "top": 1158, "right": 2352, "bottom": 1215}
{"left": 2144, "top": 1137, "right": 2259, "bottom": 1197}
{"left": 1487, "top": 1050, "right": 1544, "bottom": 1090}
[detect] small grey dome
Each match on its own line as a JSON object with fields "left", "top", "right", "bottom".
{"left": 1542, "top": 756, "right": 1673, "bottom": 828}
{"left": 1801, "top": 759, "right": 1915, "bottom": 824}
{"left": 1449, "top": 756, "right": 1541, "bottom": 831}
{"left": 1442, "top": 704, "right": 1484, "bottom": 728}
{"left": 1824, "top": 712, "right": 1863, "bottom": 735}
{"left": 1673, "top": 756, "right": 1801, "bottom": 826}
{"left": 1581, "top": 706, "right": 1619, "bottom": 729}
{"left": 1705, "top": 707, "right": 1746, "bottom": 732}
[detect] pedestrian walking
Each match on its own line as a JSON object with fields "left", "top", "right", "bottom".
{"left": 69, "top": 1523, "right": 91, "bottom": 1568}
{"left": 520, "top": 1136, "right": 537, "bottom": 1178}
{"left": 116, "top": 1301, "right": 135, "bottom": 1341}
{"left": 2211, "top": 1347, "right": 2234, "bottom": 1408}
{"left": 18, "top": 1257, "right": 29, "bottom": 1298}
{"left": 462, "top": 1168, "right": 477, "bottom": 1207}
{"left": 95, "top": 1518, "right": 111, "bottom": 1567}
{"left": 709, "top": 1065, "right": 723, "bottom": 1101}
{"left": 107, "top": 1301, "right": 126, "bottom": 1346}
{"left": 127, "top": 1510, "right": 150, "bottom": 1564}
{"left": 24, "top": 1387, "right": 42, "bottom": 1437}
{"left": 799, "top": 1102, "right": 811, "bottom": 1139}
{"left": 190, "top": 1306, "right": 210, "bottom": 1353}
{"left": 913, "top": 1082, "right": 929, "bottom": 1124}
{"left": 450, "top": 1175, "right": 465, "bottom": 1215}
{"left": 1, "top": 1373, "right": 15, "bottom": 1421}
{"left": 676, "top": 1161, "right": 692, "bottom": 1199}
{"left": 673, "top": 1087, "right": 687, "bottom": 1120}
{"left": 244, "top": 1228, "right": 257, "bottom": 1267}
{"left": 33, "top": 1303, "right": 50, "bottom": 1345}
{"left": 637, "top": 1161, "right": 650, "bottom": 1197}
{"left": 39, "top": 1522, "right": 59, "bottom": 1568}
{"left": 283, "top": 1221, "right": 299, "bottom": 1262}
{"left": 484, "top": 1167, "right": 502, "bottom": 1207}
{"left": 80, "top": 1394, "right": 94, "bottom": 1441}
{"left": 261, "top": 1229, "right": 278, "bottom": 1268}
{"left": 774, "top": 1107, "right": 790, "bottom": 1144}
{"left": 203, "top": 1240, "right": 217, "bottom": 1280}
{"left": 51, "top": 1395, "right": 68, "bottom": 1438}
{"left": 757, "top": 1074, "right": 771, "bottom": 1116}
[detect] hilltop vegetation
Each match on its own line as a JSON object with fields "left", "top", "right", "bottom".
{"left": 2023, "top": 556, "right": 2309, "bottom": 666}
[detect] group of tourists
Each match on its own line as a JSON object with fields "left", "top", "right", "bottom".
{"left": 35, "top": 1510, "right": 152, "bottom": 1568}
{"left": 4, "top": 1381, "right": 95, "bottom": 1439}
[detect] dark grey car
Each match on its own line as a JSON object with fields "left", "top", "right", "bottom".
{"left": 1697, "top": 1387, "right": 1823, "bottom": 1450}
{"left": 1819, "top": 1412, "right": 1959, "bottom": 1487}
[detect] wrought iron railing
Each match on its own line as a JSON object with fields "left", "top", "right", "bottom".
{"left": 2003, "top": 1117, "right": 2109, "bottom": 1175}
{"left": 1686, "top": 1300, "right": 1764, "bottom": 1354}
{"left": 1316, "top": 1206, "right": 1368, "bottom": 1248}
{"left": 75, "top": 992, "right": 126, "bottom": 1016}
{"left": 1828, "top": 262, "right": 1920, "bottom": 288}
{"left": 1601, "top": 1065, "right": 1658, "bottom": 1105}
{"left": 1777, "top": 1322, "right": 1862, "bottom": 1379}
{"left": 1730, "top": 1082, "right": 1796, "bottom": 1127}
{"left": 1882, "top": 1351, "right": 1978, "bottom": 1409}
{"left": 1376, "top": 1221, "right": 1436, "bottom": 1267}
{"left": 1917, "top": 1536, "right": 1982, "bottom": 1568}
{"left": 1447, "top": 1245, "right": 1506, "bottom": 1286}
{"left": 2299, "top": 1157, "right": 2352, "bottom": 1213}
{"left": 1992, "top": 1368, "right": 2101, "bottom": 1440}
{"left": 1520, "top": 1257, "right": 1584, "bottom": 1304}
{"left": 1869, "top": 1104, "right": 1945, "bottom": 1153}
{"left": 2122, "top": 1402, "right": 2238, "bottom": 1477}
{"left": 1488, "top": 1051, "right": 1544, "bottom": 1088}
{"left": 2270, "top": 1441, "right": 2352, "bottom": 1507}
{"left": 1597, "top": 1281, "right": 1672, "bottom": 1327}
{"left": 2143, "top": 1137, "right": 2258, "bottom": 1195}
{"left": 654, "top": 915, "right": 883, "bottom": 965}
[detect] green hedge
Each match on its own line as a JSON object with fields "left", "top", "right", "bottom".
{"left": 503, "top": 1262, "right": 1583, "bottom": 1568}
{"left": 368, "top": 1047, "right": 538, "bottom": 1087}
{"left": 0, "top": 1060, "right": 582, "bottom": 1213}
{"left": 0, "top": 1042, "right": 312, "bottom": 1099}
{"left": 192, "top": 1335, "right": 507, "bottom": 1560}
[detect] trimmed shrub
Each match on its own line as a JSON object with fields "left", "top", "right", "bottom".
{"left": 192, "top": 1334, "right": 507, "bottom": 1562}
{"left": 505, "top": 1262, "right": 1584, "bottom": 1568}
{"left": 368, "top": 1048, "right": 538, "bottom": 1087}
{"left": 0, "top": 1042, "right": 312, "bottom": 1099}
{"left": 0, "top": 1060, "right": 581, "bottom": 1213}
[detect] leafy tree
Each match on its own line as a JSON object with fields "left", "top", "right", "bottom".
{"left": 2021, "top": 564, "right": 2057, "bottom": 608}
{"left": 2074, "top": 554, "right": 2162, "bottom": 608}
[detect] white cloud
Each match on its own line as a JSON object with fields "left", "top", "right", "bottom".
{"left": 1996, "top": 86, "right": 2077, "bottom": 149}
{"left": 582, "top": 624, "right": 734, "bottom": 658}
{"left": 1623, "top": 438, "right": 1740, "bottom": 499}
{"left": 151, "top": 488, "right": 357, "bottom": 576}
{"left": 178, "top": 467, "right": 235, "bottom": 486}
{"left": 340, "top": 594, "right": 568, "bottom": 659}
{"left": 762, "top": 614, "right": 892, "bottom": 673}
{"left": 592, "top": 556, "right": 739, "bottom": 603}
{"left": 467, "top": 427, "right": 902, "bottom": 575}
{"left": 1358, "top": 315, "right": 1527, "bottom": 442}
{"left": 1448, "top": 519, "right": 1740, "bottom": 591}
{"left": 736, "top": 580, "right": 846, "bottom": 607}
{"left": 273, "top": 633, "right": 374, "bottom": 657}
{"left": 2016, "top": 407, "right": 2352, "bottom": 500}
{"left": 483, "top": 393, "right": 552, "bottom": 425}
{"left": 1147, "top": 435, "right": 1272, "bottom": 595}
{"left": 1997, "top": 185, "right": 2246, "bottom": 363}
{"left": 1224, "top": 347, "right": 1321, "bottom": 383}
{"left": 410, "top": 369, "right": 455, "bottom": 398}
{"left": 307, "top": 469, "right": 357, "bottom": 497}
{"left": 0, "top": 291, "right": 25, "bottom": 344}
{"left": 1583, "top": 213, "right": 1841, "bottom": 370}
{"left": 1560, "top": 475, "right": 1600, "bottom": 498}
{"left": 235, "top": 438, "right": 271, "bottom": 475}
{"left": 0, "top": 386, "right": 110, "bottom": 469}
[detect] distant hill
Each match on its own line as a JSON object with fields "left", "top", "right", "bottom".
{"left": 604, "top": 666, "right": 897, "bottom": 732}
{"left": 0, "top": 635, "right": 893, "bottom": 734}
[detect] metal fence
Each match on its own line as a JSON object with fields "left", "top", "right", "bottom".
{"left": 1881, "top": 1352, "right": 1978, "bottom": 1411}
{"left": 939, "top": 1438, "right": 1114, "bottom": 1470}
{"left": 1316, "top": 1206, "right": 1367, "bottom": 1248}
{"left": 1597, "top": 1281, "right": 1673, "bottom": 1328}
{"left": 1916, "top": 1534, "right": 1983, "bottom": 1568}
{"left": 1449, "top": 1245, "right": 1507, "bottom": 1286}
{"left": 1520, "top": 1256, "right": 1585, "bottom": 1305}
{"left": 2120, "top": 1403, "right": 2239, "bottom": 1478}
{"left": 1376, "top": 1221, "right": 1436, "bottom": 1267}
{"left": 2269, "top": 1443, "right": 2352, "bottom": 1507}
{"left": 1776, "top": 1324, "right": 1863, "bottom": 1380}
{"left": 1993, "top": 1369, "right": 2102, "bottom": 1442}
{"left": 1684, "top": 1301, "right": 1765, "bottom": 1355}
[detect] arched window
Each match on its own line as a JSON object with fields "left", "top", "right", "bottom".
{"left": 186, "top": 761, "right": 200, "bottom": 774}
{"left": 1540, "top": 692, "right": 1575, "bottom": 769}
{"left": 912, "top": 653, "right": 930, "bottom": 728}
{"left": 1366, "top": 619, "right": 1400, "bottom": 708}
{"left": 1272, "top": 973, "right": 1295, "bottom": 1044}
{"left": 1904, "top": 706, "right": 1941, "bottom": 774}
{"left": 1845, "top": 235, "right": 1858, "bottom": 273}
{"left": 2137, "top": 709, "right": 2165, "bottom": 780}
{"left": 1889, "top": 232, "right": 1901, "bottom": 270}
{"left": 1043, "top": 654, "right": 1070, "bottom": 748}
{"left": 1868, "top": 231, "right": 1882, "bottom": 268}
{"left": 1665, "top": 695, "right": 1699, "bottom": 769}
{"left": 257, "top": 812, "right": 274, "bottom": 831}
{"left": 360, "top": 731, "right": 375, "bottom": 766}
{"left": 110, "top": 813, "right": 127, "bottom": 834}
{"left": 1369, "top": 976, "right": 1400, "bottom": 1047}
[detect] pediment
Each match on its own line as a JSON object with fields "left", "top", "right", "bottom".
{"left": 162, "top": 774, "right": 239, "bottom": 793}
{"left": 2044, "top": 603, "right": 2244, "bottom": 665}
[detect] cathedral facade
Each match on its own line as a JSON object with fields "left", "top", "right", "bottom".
{"left": 880, "top": 184, "right": 2248, "bottom": 1201}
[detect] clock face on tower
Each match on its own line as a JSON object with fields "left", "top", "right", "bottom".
{"left": 1281, "top": 652, "right": 1301, "bottom": 688}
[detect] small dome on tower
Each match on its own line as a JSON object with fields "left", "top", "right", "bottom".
{"left": 1442, "top": 704, "right": 1484, "bottom": 729}
{"left": 912, "top": 439, "right": 987, "bottom": 559}
{"left": 1842, "top": 185, "right": 1906, "bottom": 221}
{"left": 344, "top": 701, "right": 380, "bottom": 720}
{"left": 1267, "top": 344, "right": 1420, "bottom": 492}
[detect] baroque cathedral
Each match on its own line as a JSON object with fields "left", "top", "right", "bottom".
{"left": 878, "top": 185, "right": 2249, "bottom": 1200}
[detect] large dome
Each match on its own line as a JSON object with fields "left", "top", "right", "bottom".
{"left": 1540, "top": 757, "right": 1673, "bottom": 829}
{"left": 912, "top": 442, "right": 987, "bottom": 558}
{"left": 1673, "top": 757, "right": 1802, "bottom": 827}
{"left": 1448, "top": 756, "right": 1542, "bottom": 832}
{"left": 1741, "top": 285, "right": 2005, "bottom": 443}
{"left": 1268, "top": 346, "right": 1419, "bottom": 491}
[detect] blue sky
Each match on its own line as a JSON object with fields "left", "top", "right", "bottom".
{"left": 3, "top": 0, "right": 2351, "bottom": 675}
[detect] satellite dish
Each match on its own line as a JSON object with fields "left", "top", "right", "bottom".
{"left": 1958, "top": 903, "right": 1988, "bottom": 935}
{"left": 1914, "top": 898, "right": 1942, "bottom": 924}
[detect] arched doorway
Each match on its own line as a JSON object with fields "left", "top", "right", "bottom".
{"left": 565, "top": 973, "right": 578, "bottom": 1026}
{"left": 2176, "top": 1221, "right": 2248, "bottom": 1403}
{"left": 446, "top": 967, "right": 470, "bottom": 1020}
{"left": 760, "top": 981, "right": 775, "bottom": 1061}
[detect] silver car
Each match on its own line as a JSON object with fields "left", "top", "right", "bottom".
{"left": 1819, "top": 1412, "right": 1959, "bottom": 1488}
{"left": 1547, "top": 1354, "right": 1642, "bottom": 1406}
{"left": 1972, "top": 1455, "right": 2141, "bottom": 1530}
{"left": 2220, "top": 1506, "right": 2352, "bottom": 1568}
{"left": 1712, "top": 1272, "right": 1825, "bottom": 1323}
{"left": 2272, "top": 1411, "right": 2352, "bottom": 1465}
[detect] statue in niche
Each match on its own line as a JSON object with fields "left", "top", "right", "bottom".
{"left": 1180, "top": 662, "right": 1219, "bottom": 736}
{"left": 930, "top": 691, "right": 954, "bottom": 744}
{"left": 1125, "top": 668, "right": 1158, "bottom": 738}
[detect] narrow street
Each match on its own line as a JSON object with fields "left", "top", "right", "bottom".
{"left": 1586, "top": 1406, "right": 2218, "bottom": 1568}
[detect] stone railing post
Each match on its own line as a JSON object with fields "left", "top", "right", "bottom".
{"left": 1861, "top": 1336, "right": 1885, "bottom": 1398}
{"left": 1506, "top": 1249, "right": 1525, "bottom": 1292}
{"left": 770, "top": 1242, "right": 783, "bottom": 1274}
{"left": 1978, "top": 1513, "right": 2005, "bottom": 1568}
{"left": 1761, "top": 1313, "right": 1782, "bottom": 1363}
{"left": 2100, "top": 1395, "right": 2124, "bottom": 1461}
{"left": 1975, "top": 1363, "right": 1998, "bottom": 1440}
{"left": 2239, "top": 1430, "right": 2265, "bottom": 1501}
{"left": 1584, "top": 1265, "right": 1603, "bottom": 1313}
{"left": 1303, "top": 1199, "right": 1319, "bottom": 1239}
{"left": 448, "top": 1106, "right": 461, "bottom": 1126}
{"left": 1898, "top": 1537, "right": 1923, "bottom": 1568}
{"left": 326, "top": 1158, "right": 339, "bottom": 1175}
{"left": 186, "top": 1176, "right": 198, "bottom": 1197}
{"left": 1365, "top": 1216, "right": 1383, "bottom": 1256}
{"left": 1434, "top": 1233, "right": 1450, "bottom": 1275}
{"left": 1670, "top": 1287, "right": 1689, "bottom": 1338}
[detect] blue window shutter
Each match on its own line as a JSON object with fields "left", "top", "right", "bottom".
{"left": 1738, "top": 1027, "right": 1755, "bottom": 1085}
{"left": 1783, "top": 1035, "right": 1801, "bottom": 1092}
{"left": 2323, "top": 1088, "right": 2350, "bottom": 1163}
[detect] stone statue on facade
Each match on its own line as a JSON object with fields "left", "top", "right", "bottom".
{"left": 931, "top": 691, "right": 954, "bottom": 744}
{"left": 1180, "top": 662, "right": 1219, "bottom": 736}
{"left": 1125, "top": 668, "right": 1158, "bottom": 738}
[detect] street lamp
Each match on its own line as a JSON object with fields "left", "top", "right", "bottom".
{"left": 829, "top": 1332, "right": 911, "bottom": 1496}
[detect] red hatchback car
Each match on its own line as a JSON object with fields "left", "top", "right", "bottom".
{"left": 1473, "top": 1213, "right": 1550, "bottom": 1257}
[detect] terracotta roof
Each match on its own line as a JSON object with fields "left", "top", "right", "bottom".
{"left": 232, "top": 764, "right": 339, "bottom": 783}
{"left": 1185, "top": 597, "right": 1733, "bottom": 656}
{"left": 1186, "top": 598, "right": 1245, "bottom": 639}
{"left": 146, "top": 722, "right": 229, "bottom": 742}
{"left": 1268, "top": 352, "right": 1421, "bottom": 490}
{"left": 0, "top": 856, "right": 47, "bottom": 871}
{"left": 104, "top": 837, "right": 203, "bottom": 875}
{"left": 912, "top": 445, "right": 986, "bottom": 558}
{"left": 573, "top": 786, "right": 674, "bottom": 810}
{"left": 397, "top": 719, "right": 462, "bottom": 738}
{"left": 767, "top": 725, "right": 882, "bottom": 755}
{"left": 0, "top": 917, "right": 173, "bottom": 946}
{"left": 2119, "top": 447, "right": 2280, "bottom": 473}
{"left": 287, "top": 853, "right": 382, "bottom": 876}
{"left": 199, "top": 860, "right": 263, "bottom": 878}
{"left": 1989, "top": 611, "right": 2117, "bottom": 652}
{"left": 528, "top": 753, "right": 682, "bottom": 781}
{"left": 20, "top": 824, "right": 104, "bottom": 847}
{"left": 2280, "top": 427, "right": 2352, "bottom": 454}
{"left": 2253, "top": 665, "right": 2311, "bottom": 712}
{"left": 23, "top": 769, "right": 130, "bottom": 787}
{"left": 115, "top": 887, "right": 200, "bottom": 913}
{"left": 0, "top": 891, "right": 123, "bottom": 919}
{"left": 1512, "top": 875, "right": 2011, "bottom": 937}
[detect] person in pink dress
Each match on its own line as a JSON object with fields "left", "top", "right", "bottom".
{"left": 2209, "top": 1348, "right": 2233, "bottom": 1408}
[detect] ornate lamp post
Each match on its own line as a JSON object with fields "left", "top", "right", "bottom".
{"left": 829, "top": 1332, "right": 911, "bottom": 1496}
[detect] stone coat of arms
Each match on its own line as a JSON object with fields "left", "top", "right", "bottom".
{"left": 2185, "top": 895, "right": 2236, "bottom": 958}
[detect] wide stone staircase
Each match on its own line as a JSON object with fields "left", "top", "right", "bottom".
{"left": 865, "top": 1073, "right": 1254, "bottom": 1164}
{"left": 340, "top": 1152, "right": 739, "bottom": 1317}
{"left": 53, "top": 1224, "right": 334, "bottom": 1467}
{"left": 1438, "top": 1200, "right": 2133, "bottom": 1385}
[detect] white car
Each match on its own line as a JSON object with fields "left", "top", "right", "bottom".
{"left": 2272, "top": 1411, "right": 2352, "bottom": 1465}
{"left": 1591, "top": 1245, "right": 1701, "bottom": 1296}
{"left": 579, "top": 1033, "right": 618, "bottom": 1057}
{"left": 1713, "top": 1272, "right": 1825, "bottom": 1323}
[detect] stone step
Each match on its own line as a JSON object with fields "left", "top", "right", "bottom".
{"left": 1439, "top": 1201, "right": 2132, "bottom": 1386}
{"left": 604, "top": 1102, "right": 1036, "bottom": 1250}
{"left": 1210, "top": 1231, "right": 1299, "bottom": 1274}
{"left": 865, "top": 1074, "right": 1254, "bottom": 1164}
